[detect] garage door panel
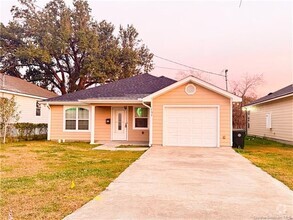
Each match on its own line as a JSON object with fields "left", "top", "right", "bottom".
{"left": 178, "top": 137, "right": 192, "bottom": 146}
{"left": 191, "top": 137, "right": 202, "bottom": 146}
{"left": 167, "top": 136, "right": 178, "bottom": 146}
{"left": 191, "top": 129, "right": 202, "bottom": 134}
{"left": 164, "top": 107, "right": 218, "bottom": 147}
{"left": 203, "top": 138, "right": 217, "bottom": 147}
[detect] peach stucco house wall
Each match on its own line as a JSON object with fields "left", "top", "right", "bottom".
{"left": 152, "top": 82, "right": 231, "bottom": 146}
{"left": 50, "top": 105, "right": 149, "bottom": 142}
{"left": 44, "top": 74, "right": 241, "bottom": 147}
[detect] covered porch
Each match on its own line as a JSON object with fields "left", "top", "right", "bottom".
{"left": 85, "top": 102, "right": 152, "bottom": 146}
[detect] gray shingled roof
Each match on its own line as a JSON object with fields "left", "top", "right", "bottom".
{"left": 45, "top": 74, "right": 177, "bottom": 102}
{"left": 0, "top": 73, "right": 57, "bottom": 98}
{"left": 246, "top": 84, "right": 293, "bottom": 106}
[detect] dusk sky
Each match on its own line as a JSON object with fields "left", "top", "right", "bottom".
{"left": 1, "top": 0, "right": 292, "bottom": 97}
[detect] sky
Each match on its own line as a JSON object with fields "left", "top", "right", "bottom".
{"left": 0, "top": 0, "right": 292, "bottom": 97}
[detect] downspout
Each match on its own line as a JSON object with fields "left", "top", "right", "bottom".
{"left": 141, "top": 100, "right": 152, "bottom": 147}
{"left": 244, "top": 106, "right": 248, "bottom": 134}
{"left": 46, "top": 103, "right": 51, "bottom": 141}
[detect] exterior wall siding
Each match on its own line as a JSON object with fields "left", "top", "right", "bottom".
{"left": 152, "top": 82, "right": 231, "bottom": 146}
{"left": 1, "top": 92, "right": 50, "bottom": 124}
{"left": 50, "top": 105, "right": 90, "bottom": 141}
{"left": 94, "top": 106, "right": 111, "bottom": 141}
{"left": 248, "top": 96, "right": 293, "bottom": 142}
{"left": 50, "top": 105, "right": 149, "bottom": 142}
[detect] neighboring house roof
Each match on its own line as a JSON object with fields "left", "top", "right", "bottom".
{"left": 246, "top": 84, "right": 293, "bottom": 106}
{"left": 0, "top": 73, "right": 57, "bottom": 99}
{"left": 45, "top": 74, "right": 176, "bottom": 102}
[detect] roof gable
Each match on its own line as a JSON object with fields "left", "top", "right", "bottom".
{"left": 143, "top": 75, "right": 242, "bottom": 102}
{"left": 246, "top": 84, "right": 293, "bottom": 106}
{"left": 0, "top": 74, "right": 57, "bottom": 98}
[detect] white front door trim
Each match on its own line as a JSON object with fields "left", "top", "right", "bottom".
{"left": 163, "top": 105, "right": 220, "bottom": 147}
{"left": 111, "top": 107, "right": 128, "bottom": 141}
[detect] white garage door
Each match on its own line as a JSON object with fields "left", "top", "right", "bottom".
{"left": 164, "top": 107, "right": 218, "bottom": 147}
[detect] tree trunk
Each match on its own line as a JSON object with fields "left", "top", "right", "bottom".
{"left": 60, "top": 84, "right": 67, "bottom": 95}
{"left": 3, "top": 123, "right": 7, "bottom": 144}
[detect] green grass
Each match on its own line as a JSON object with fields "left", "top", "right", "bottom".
{"left": 0, "top": 141, "right": 144, "bottom": 219}
{"left": 235, "top": 136, "right": 293, "bottom": 189}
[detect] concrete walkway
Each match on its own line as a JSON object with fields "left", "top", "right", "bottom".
{"left": 65, "top": 147, "right": 293, "bottom": 220}
{"left": 92, "top": 141, "right": 149, "bottom": 151}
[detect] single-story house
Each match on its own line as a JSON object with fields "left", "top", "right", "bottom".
{"left": 245, "top": 84, "right": 293, "bottom": 145}
{"left": 0, "top": 73, "right": 57, "bottom": 124}
{"left": 42, "top": 74, "right": 242, "bottom": 147}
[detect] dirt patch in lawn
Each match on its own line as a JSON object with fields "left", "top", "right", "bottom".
{"left": 1, "top": 151, "right": 46, "bottom": 178}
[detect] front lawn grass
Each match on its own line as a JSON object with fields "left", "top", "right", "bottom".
{"left": 235, "top": 136, "right": 293, "bottom": 190}
{"left": 0, "top": 141, "right": 144, "bottom": 219}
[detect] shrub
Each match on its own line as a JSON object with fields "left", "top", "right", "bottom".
{"left": 14, "top": 123, "right": 48, "bottom": 141}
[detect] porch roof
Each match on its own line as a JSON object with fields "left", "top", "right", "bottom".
{"left": 79, "top": 98, "right": 143, "bottom": 104}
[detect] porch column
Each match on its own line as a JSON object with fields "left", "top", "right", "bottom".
{"left": 149, "top": 107, "right": 153, "bottom": 147}
{"left": 90, "top": 105, "right": 95, "bottom": 144}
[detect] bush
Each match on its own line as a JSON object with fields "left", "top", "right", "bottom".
{"left": 13, "top": 123, "right": 48, "bottom": 141}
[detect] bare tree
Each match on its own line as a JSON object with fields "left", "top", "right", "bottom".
{"left": 230, "top": 73, "right": 264, "bottom": 129}
{"left": 0, "top": 96, "right": 20, "bottom": 143}
{"left": 175, "top": 70, "right": 212, "bottom": 82}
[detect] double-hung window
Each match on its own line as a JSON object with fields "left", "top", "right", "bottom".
{"left": 247, "top": 110, "right": 250, "bottom": 129}
{"left": 266, "top": 113, "right": 272, "bottom": 129}
{"left": 36, "top": 101, "right": 41, "bottom": 116}
{"left": 65, "top": 107, "right": 89, "bottom": 131}
{"left": 134, "top": 107, "right": 148, "bottom": 129}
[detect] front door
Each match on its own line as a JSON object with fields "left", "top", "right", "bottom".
{"left": 112, "top": 107, "right": 127, "bottom": 140}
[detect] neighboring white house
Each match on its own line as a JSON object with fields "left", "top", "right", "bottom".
{"left": 0, "top": 73, "right": 57, "bottom": 124}
{"left": 245, "top": 84, "right": 293, "bottom": 145}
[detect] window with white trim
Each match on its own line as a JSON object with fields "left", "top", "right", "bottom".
{"left": 134, "top": 107, "right": 148, "bottom": 129}
{"left": 65, "top": 107, "right": 89, "bottom": 130}
{"left": 247, "top": 110, "right": 250, "bottom": 129}
{"left": 36, "top": 101, "right": 41, "bottom": 116}
{"left": 266, "top": 113, "right": 272, "bottom": 129}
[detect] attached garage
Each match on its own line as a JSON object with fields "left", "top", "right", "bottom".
{"left": 146, "top": 76, "right": 242, "bottom": 147}
{"left": 163, "top": 106, "right": 219, "bottom": 147}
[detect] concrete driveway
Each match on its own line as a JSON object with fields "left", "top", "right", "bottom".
{"left": 65, "top": 147, "right": 293, "bottom": 220}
